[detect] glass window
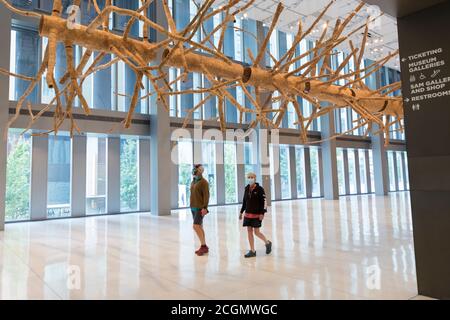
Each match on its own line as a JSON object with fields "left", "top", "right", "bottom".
{"left": 11, "top": 0, "right": 37, "bottom": 10}
{"left": 396, "top": 152, "right": 405, "bottom": 191}
{"left": 91, "top": 53, "right": 113, "bottom": 110}
{"left": 115, "top": 60, "right": 142, "bottom": 113}
{"left": 269, "top": 144, "right": 276, "bottom": 200}
{"left": 224, "top": 142, "right": 237, "bottom": 203}
{"left": 242, "top": 19, "right": 257, "bottom": 65}
{"left": 295, "top": 146, "right": 306, "bottom": 198}
{"left": 337, "top": 148, "right": 346, "bottom": 195}
{"left": 368, "top": 150, "right": 375, "bottom": 193}
{"left": 6, "top": 129, "right": 32, "bottom": 221}
{"left": 348, "top": 149, "right": 357, "bottom": 194}
{"left": 41, "top": 37, "right": 68, "bottom": 105}
{"left": 120, "top": 136, "right": 138, "bottom": 212}
{"left": 244, "top": 142, "right": 257, "bottom": 176}
{"left": 202, "top": 141, "right": 217, "bottom": 205}
{"left": 47, "top": 133, "right": 72, "bottom": 218}
{"left": 387, "top": 151, "right": 396, "bottom": 191}
{"left": 358, "top": 150, "right": 368, "bottom": 194}
{"left": 279, "top": 145, "right": 291, "bottom": 199}
{"left": 178, "top": 139, "right": 193, "bottom": 208}
{"left": 10, "top": 27, "right": 39, "bottom": 103}
{"left": 310, "top": 147, "right": 321, "bottom": 197}
{"left": 404, "top": 152, "right": 410, "bottom": 190}
{"left": 86, "top": 135, "right": 107, "bottom": 215}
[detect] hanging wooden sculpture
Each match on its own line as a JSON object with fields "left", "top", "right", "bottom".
{"left": 0, "top": 0, "right": 403, "bottom": 144}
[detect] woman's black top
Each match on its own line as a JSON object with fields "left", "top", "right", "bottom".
{"left": 240, "top": 183, "right": 267, "bottom": 215}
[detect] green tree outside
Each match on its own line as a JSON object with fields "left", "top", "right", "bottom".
{"left": 120, "top": 138, "right": 138, "bottom": 211}
{"left": 5, "top": 134, "right": 31, "bottom": 221}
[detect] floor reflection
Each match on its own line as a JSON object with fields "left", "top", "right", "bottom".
{"left": 0, "top": 192, "right": 417, "bottom": 299}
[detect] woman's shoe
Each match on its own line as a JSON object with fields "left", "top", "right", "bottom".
{"left": 244, "top": 250, "right": 256, "bottom": 258}
{"left": 265, "top": 240, "right": 272, "bottom": 254}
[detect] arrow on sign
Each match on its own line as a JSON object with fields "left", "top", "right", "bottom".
{"left": 404, "top": 97, "right": 410, "bottom": 103}
{"left": 401, "top": 58, "right": 406, "bottom": 63}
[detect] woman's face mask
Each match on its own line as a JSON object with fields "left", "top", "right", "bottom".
{"left": 247, "top": 177, "right": 255, "bottom": 185}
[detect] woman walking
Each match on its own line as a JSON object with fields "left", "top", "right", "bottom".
{"left": 239, "top": 172, "right": 272, "bottom": 258}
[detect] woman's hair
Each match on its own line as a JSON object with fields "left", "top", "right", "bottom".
{"left": 246, "top": 172, "right": 256, "bottom": 178}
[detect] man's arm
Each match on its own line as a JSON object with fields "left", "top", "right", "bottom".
{"left": 202, "top": 180, "right": 210, "bottom": 210}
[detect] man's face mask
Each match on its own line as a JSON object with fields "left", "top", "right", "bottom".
{"left": 247, "top": 177, "right": 255, "bottom": 185}
{"left": 193, "top": 165, "right": 202, "bottom": 176}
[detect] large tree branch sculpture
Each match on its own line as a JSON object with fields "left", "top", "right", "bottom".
{"left": 1, "top": 0, "right": 403, "bottom": 144}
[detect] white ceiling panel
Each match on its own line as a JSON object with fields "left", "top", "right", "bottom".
{"left": 233, "top": 0, "right": 400, "bottom": 69}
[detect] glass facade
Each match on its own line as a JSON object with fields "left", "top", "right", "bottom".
{"left": 86, "top": 135, "right": 107, "bottom": 215}
{"left": 310, "top": 147, "right": 321, "bottom": 197}
{"left": 9, "top": 27, "right": 39, "bottom": 103}
{"left": 387, "top": 150, "right": 410, "bottom": 192}
{"left": 387, "top": 151, "right": 397, "bottom": 192}
{"left": 5, "top": 129, "right": 32, "bottom": 221}
{"left": 202, "top": 141, "right": 217, "bottom": 205}
{"left": 3, "top": 0, "right": 410, "bottom": 224}
{"left": 337, "top": 148, "right": 346, "bottom": 195}
{"left": 224, "top": 142, "right": 238, "bottom": 204}
{"left": 347, "top": 149, "right": 357, "bottom": 195}
{"left": 47, "top": 133, "right": 72, "bottom": 218}
{"left": 295, "top": 146, "right": 306, "bottom": 198}
{"left": 358, "top": 150, "right": 368, "bottom": 194}
{"left": 279, "top": 145, "right": 291, "bottom": 199}
{"left": 120, "top": 136, "right": 139, "bottom": 212}
{"left": 178, "top": 139, "right": 193, "bottom": 208}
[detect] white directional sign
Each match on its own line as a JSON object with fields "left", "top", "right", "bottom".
{"left": 401, "top": 48, "right": 450, "bottom": 109}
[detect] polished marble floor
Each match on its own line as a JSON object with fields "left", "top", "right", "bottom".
{"left": 0, "top": 192, "right": 418, "bottom": 300}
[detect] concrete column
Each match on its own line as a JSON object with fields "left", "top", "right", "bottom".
{"left": 30, "top": 136, "right": 49, "bottom": 221}
{"left": 150, "top": 1, "right": 171, "bottom": 215}
{"left": 289, "top": 145, "right": 298, "bottom": 199}
{"left": 107, "top": 137, "right": 121, "bottom": 214}
{"left": 372, "top": 127, "right": 389, "bottom": 195}
{"left": 215, "top": 141, "right": 225, "bottom": 205}
{"left": 71, "top": 135, "right": 87, "bottom": 217}
{"left": 365, "top": 150, "right": 372, "bottom": 194}
{"left": 354, "top": 149, "right": 362, "bottom": 194}
{"left": 320, "top": 108, "right": 339, "bottom": 200}
{"left": 170, "top": 140, "right": 179, "bottom": 209}
{"left": 139, "top": 138, "right": 151, "bottom": 212}
{"left": 343, "top": 149, "right": 350, "bottom": 195}
{"left": 304, "top": 147, "right": 313, "bottom": 198}
{"left": 0, "top": 8, "right": 11, "bottom": 230}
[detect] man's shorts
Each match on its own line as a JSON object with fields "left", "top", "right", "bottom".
{"left": 191, "top": 209, "right": 204, "bottom": 225}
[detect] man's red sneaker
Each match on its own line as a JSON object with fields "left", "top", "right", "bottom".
{"left": 196, "top": 245, "right": 209, "bottom": 256}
